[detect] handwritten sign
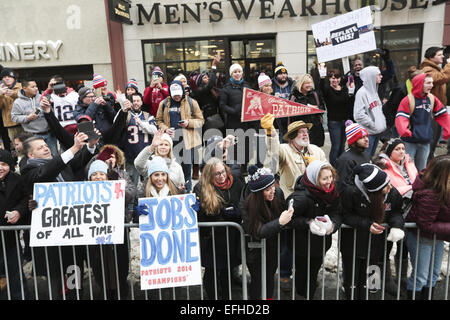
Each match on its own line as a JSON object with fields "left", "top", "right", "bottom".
{"left": 241, "top": 88, "right": 324, "bottom": 122}
{"left": 138, "top": 193, "right": 202, "bottom": 290}
{"left": 312, "top": 6, "right": 376, "bottom": 63}
{"left": 30, "top": 180, "right": 126, "bottom": 247}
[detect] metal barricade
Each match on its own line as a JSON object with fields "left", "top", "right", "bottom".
{"left": 1, "top": 222, "right": 449, "bottom": 300}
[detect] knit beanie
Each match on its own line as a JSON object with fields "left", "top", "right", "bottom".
{"left": 0, "top": 68, "right": 15, "bottom": 79}
{"left": 92, "top": 73, "right": 107, "bottom": 89}
{"left": 147, "top": 156, "right": 169, "bottom": 177}
{"left": 0, "top": 149, "right": 16, "bottom": 170}
{"left": 160, "top": 133, "right": 173, "bottom": 149}
{"left": 354, "top": 163, "right": 390, "bottom": 193}
{"left": 126, "top": 78, "right": 139, "bottom": 91}
{"left": 196, "top": 72, "right": 208, "bottom": 87}
{"left": 152, "top": 66, "right": 164, "bottom": 77}
{"left": 274, "top": 62, "right": 288, "bottom": 76}
{"left": 174, "top": 74, "right": 187, "bottom": 83}
{"left": 78, "top": 87, "right": 93, "bottom": 100}
{"left": 88, "top": 160, "right": 108, "bottom": 179}
{"left": 345, "top": 121, "right": 369, "bottom": 145}
{"left": 229, "top": 63, "right": 243, "bottom": 76}
{"left": 258, "top": 73, "right": 272, "bottom": 89}
{"left": 247, "top": 165, "right": 275, "bottom": 193}
{"left": 385, "top": 138, "right": 404, "bottom": 158}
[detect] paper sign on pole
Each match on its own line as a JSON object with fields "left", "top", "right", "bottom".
{"left": 138, "top": 193, "right": 202, "bottom": 290}
{"left": 312, "top": 6, "right": 376, "bottom": 63}
{"left": 30, "top": 180, "right": 126, "bottom": 247}
{"left": 241, "top": 88, "right": 324, "bottom": 122}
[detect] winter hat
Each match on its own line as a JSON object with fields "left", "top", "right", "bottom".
{"left": 88, "top": 160, "right": 108, "bottom": 179}
{"left": 229, "top": 63, "right": 243, "bottom": 76}
{"left": 345, "top": 121, "right": 369, "bottom": 145}
{"left": 258, "top": 73, "right": 272, "bottom": 89}
{"left": 306, "top": 160, "right": 330, "bottom": 187}
{"left": 78, "top": 87, "right": 93, "bottom": 100}
{"left": 354, "top": 163, "right": 390, "bottom": 193}
{"left": 0, "top": 68, "right": 15, "bottom": 79}
{"left": 152, "top": 66, "right": 164, "bottom": 77}
{"left": 126, "top": 78, "right": 139, "bottom": 91}
{"left": 247, "top": 165, "right": 275, "bottom": 192}
{"left": 147, "top": 156, "right": 169, "bottom": 177}
{"left": 174, "top": 74, "right": 187, "bottom": 83}
{"left": 274, "top": 62, "right": 288, "bottom": 76}
{"left": 160, "top": 133, "right": 174, "bottom": 149}
{"left": 97, "top": 146, "right": 116, "bottom": 162}
{"left": 0, "top": 149, "right": 16, "bottom": 170}
{"left": 196, "top": 72, "right": 208, "bottom": 87}
{"left": 92, "top": 73, "right": 107, "bottom": 89}
{"left": 385, "top": 138, "right": 404, "bottom": 158}
{"left": 76, "top": 114, "right": 92, "bottom": 123}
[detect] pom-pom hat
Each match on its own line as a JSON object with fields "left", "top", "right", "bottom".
{"left": 345, "top": 121, "right": 369, "bottom": 145}
{"left": 354, "top": 163, "right": 390, "bottom": 193}
{"left": 247, "top": 165, "right": 275, "bottom": 192}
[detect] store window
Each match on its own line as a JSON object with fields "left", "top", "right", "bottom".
{"left": 142, "top": 35, "right": 276, "bottom": 90}
{"left": 306, "top": 24, "right": 423, "bottom": 84}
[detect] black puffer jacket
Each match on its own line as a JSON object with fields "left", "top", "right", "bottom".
{"left": 340, "top": 182, "right": 404, "bottom": 260}
{"left": 219, "top": 80, "right": 253, "bottom": 129}
{"left": 287, "top": 175, "right": 343, "bottom": 257}
{"left": 289, "top": 88, "right": 325, "bottom": 147}
{"left": 239, "top": 183, "right": 287, "bottom": 264}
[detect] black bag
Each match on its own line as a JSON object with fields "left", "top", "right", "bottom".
{"left": 204, "top": 113, "right": 224, "bottom": 131}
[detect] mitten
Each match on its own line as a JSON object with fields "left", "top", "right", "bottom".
{"left": 260, "top": 113, "right": 275, "bottom": 135}
{"left": 304, "top": 155, "right": 318, "bottom": 166}
{"left": 136, "top": 204, "right": 149, "bottom": 216}
{"left": 316, "top": 215, "right": 334, "bottom": 235}
{"left": 308, "top": 219, "right": 326, "bottom": 236}
{"left": 387, "top": 228, "right": 405, "bottom": 242}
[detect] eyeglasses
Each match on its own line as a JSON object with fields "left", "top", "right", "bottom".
{"left": 85, "top": 95, "right": 95, "bottom": 99}
{"left": 214, "top": 169, "right": 227, "bottom": 177}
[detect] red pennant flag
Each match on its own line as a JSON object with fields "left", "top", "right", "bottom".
{"left": 241, "top": 88, "right": 324, "bottom": 122}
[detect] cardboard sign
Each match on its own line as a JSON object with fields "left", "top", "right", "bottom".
{"left": 138, "top": 193, "right": 202, "bottom": 290}
{"left": 312, "top": 6, "right": 376, "bottom": 63}
{"left": 30, "top": 180, "right": 126, "bottom": 247}
{"left": 241, "top": 88, "right": 324, "bottom": 122}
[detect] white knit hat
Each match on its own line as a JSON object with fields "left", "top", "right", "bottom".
{"left": 229, "top": 63, "right": 243, "bottom": 76}
{"left": 258, "top": 73, "right": 272, "bottom": 88}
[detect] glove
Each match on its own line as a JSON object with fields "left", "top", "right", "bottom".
{"left": 304, "top": 155, "right": 318, "bottom": 166}
{"left": 260, "top": 113, "right": 275, "bottom": 135}
{"left": 387, "top": 228, "right": 405, "bottom": 242}
{"left": 136, "top": 204, "right": 149, "bottom": 216}
{"left": 308, "top": 219, "right": 326, "bottom": 236}
{"left": 315, "top": 215, "right": 334, "bottom": 235}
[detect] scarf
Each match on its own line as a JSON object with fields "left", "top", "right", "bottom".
{"left": 27, "top": 158, "right": 65, "bottom": 182}
{"left": 229, "top": 77, "right": 243, "bottom": 85}
{"left": 302, "top": 174, "right": 338, "bottom": 204}
{"left": 214, "top": 173, "right": 234, "bottom": 190}
{"left": 149, "top": 184, "right": 170, "bottom": 198}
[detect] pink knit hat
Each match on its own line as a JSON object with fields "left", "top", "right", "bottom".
{"left": 93, "top": 73, "right": 107, "bottom": 89}
{"left": 258, "top": 73, "right": 272, "bottom": 88}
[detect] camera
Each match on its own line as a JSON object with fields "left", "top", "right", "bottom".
{"left": 102, "top": 95, "right": 112, "bottom": 102}
{"left": 53, "top": 82, "right": 67, "bottom": 95}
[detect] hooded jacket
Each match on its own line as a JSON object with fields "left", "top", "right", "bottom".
{"left": 155, "top": 80, "right": 204, "bottom": 150}
{"left": 376, "top": 153, "right": 418, "bottom": 196}
{"left": 0, "top": 81, "right": 21, "bottom": 127}
{"left": 353, "top": 66, "right": 387, "bottom": 135}
{"left": 395, "top": 73, "right": 450, "bottom": 143}
{"left": 12, "top": 90, "right": 49, "bottom": 133}
{"left": 420, "top": 58, "right": 450, "bottom": 105}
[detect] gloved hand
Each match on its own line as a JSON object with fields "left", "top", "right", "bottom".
{"left": 308, "top": 219, "right": 326, "bottom": 236}
{"left": 136, "top": 204, "right": 149, "bottom": 216}
{"left": 387, "top": 228, "right": 405, "bottom": 242}
{"left": 260, "top": 113, "right": 275, "bottom": 136}
{"left": 304, "top": 155, "right": 318, "bottom": 166}
{"left": 315, "top": 215, "right": 334, "bottom": 235}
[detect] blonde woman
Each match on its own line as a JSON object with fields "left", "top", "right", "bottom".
{"left": 289, "top": 73, "right": 326, "bottom": 147}
{"left": 134, "top": 129, "right": 185, "bottom": 191}
{"left": 193, "top": 157, "right": 244, "bottom": 299}
{"left": 139, "top": 156, "right": 179, "bottom": 199}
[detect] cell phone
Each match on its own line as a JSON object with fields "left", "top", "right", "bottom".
{"left": 34, "top": 109, "right": 41, "bottom": 115}
{"left": 178, "top": 120, "right": 185, "bottom": 124}
{"left": 77, "top": 121, "right": 99, "bottom": 141}
{"left": 347, "top": 75, "right": 354, "bottom": 85}
{"left": 153, "top": 74, "right": 159, "bottom": 81}
{"left": 316, "top": 216, "right": 327, "bottom": 223}
{"left": 288, "top": 199, "right": 294, "bottom": 210}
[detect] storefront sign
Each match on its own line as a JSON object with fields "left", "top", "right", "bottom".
{"left": 109, "top": 0, "right": 132, "bottom": 25}
{"left": 30, "top": 180, "right": 126, "bottom": 247}
{"left": 312, "top": 6, "right": 376, "bottom": 63}
{"left": 0, "top": 40, "right": 63, "bottom": 62}
{"left": 136, "top": 0, "right": 445, "bottom": 25}
{"left": 138, "top": 194, "right": 202, "bottom": 290}
{"left": 241, "top": 88, "right": 324, "bottom": 122}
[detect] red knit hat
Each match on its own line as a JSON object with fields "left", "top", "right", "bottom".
{"left": 345, "top": 121, "right": 369, "bottom": 145}
{"left": 93, "top": 73, "right": 107, "bottom": 89}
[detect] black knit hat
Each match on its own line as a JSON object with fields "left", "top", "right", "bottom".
{"left": 0, "top": 149, "right": 16, "bottom": 170}
{"left": 385, "top": 138, "right": 404, "bottom": 158}
{"left": 0, "top": 68, "right": 15, "bottom": 79}
{"left": 248, "top": 165, "right": 275, "bottom": 192}
{"left": 354, "top": 163, "right": 390, "bottom": 193}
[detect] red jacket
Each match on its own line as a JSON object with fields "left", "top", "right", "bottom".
{"left": 143, "top": 83, "right": 169, "bottom": 117}
{"left": 406, "top": 175, "right": 450, "bottom": 241}
{"left": 395, "top": 73, "right": 450, "bottom": 143}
